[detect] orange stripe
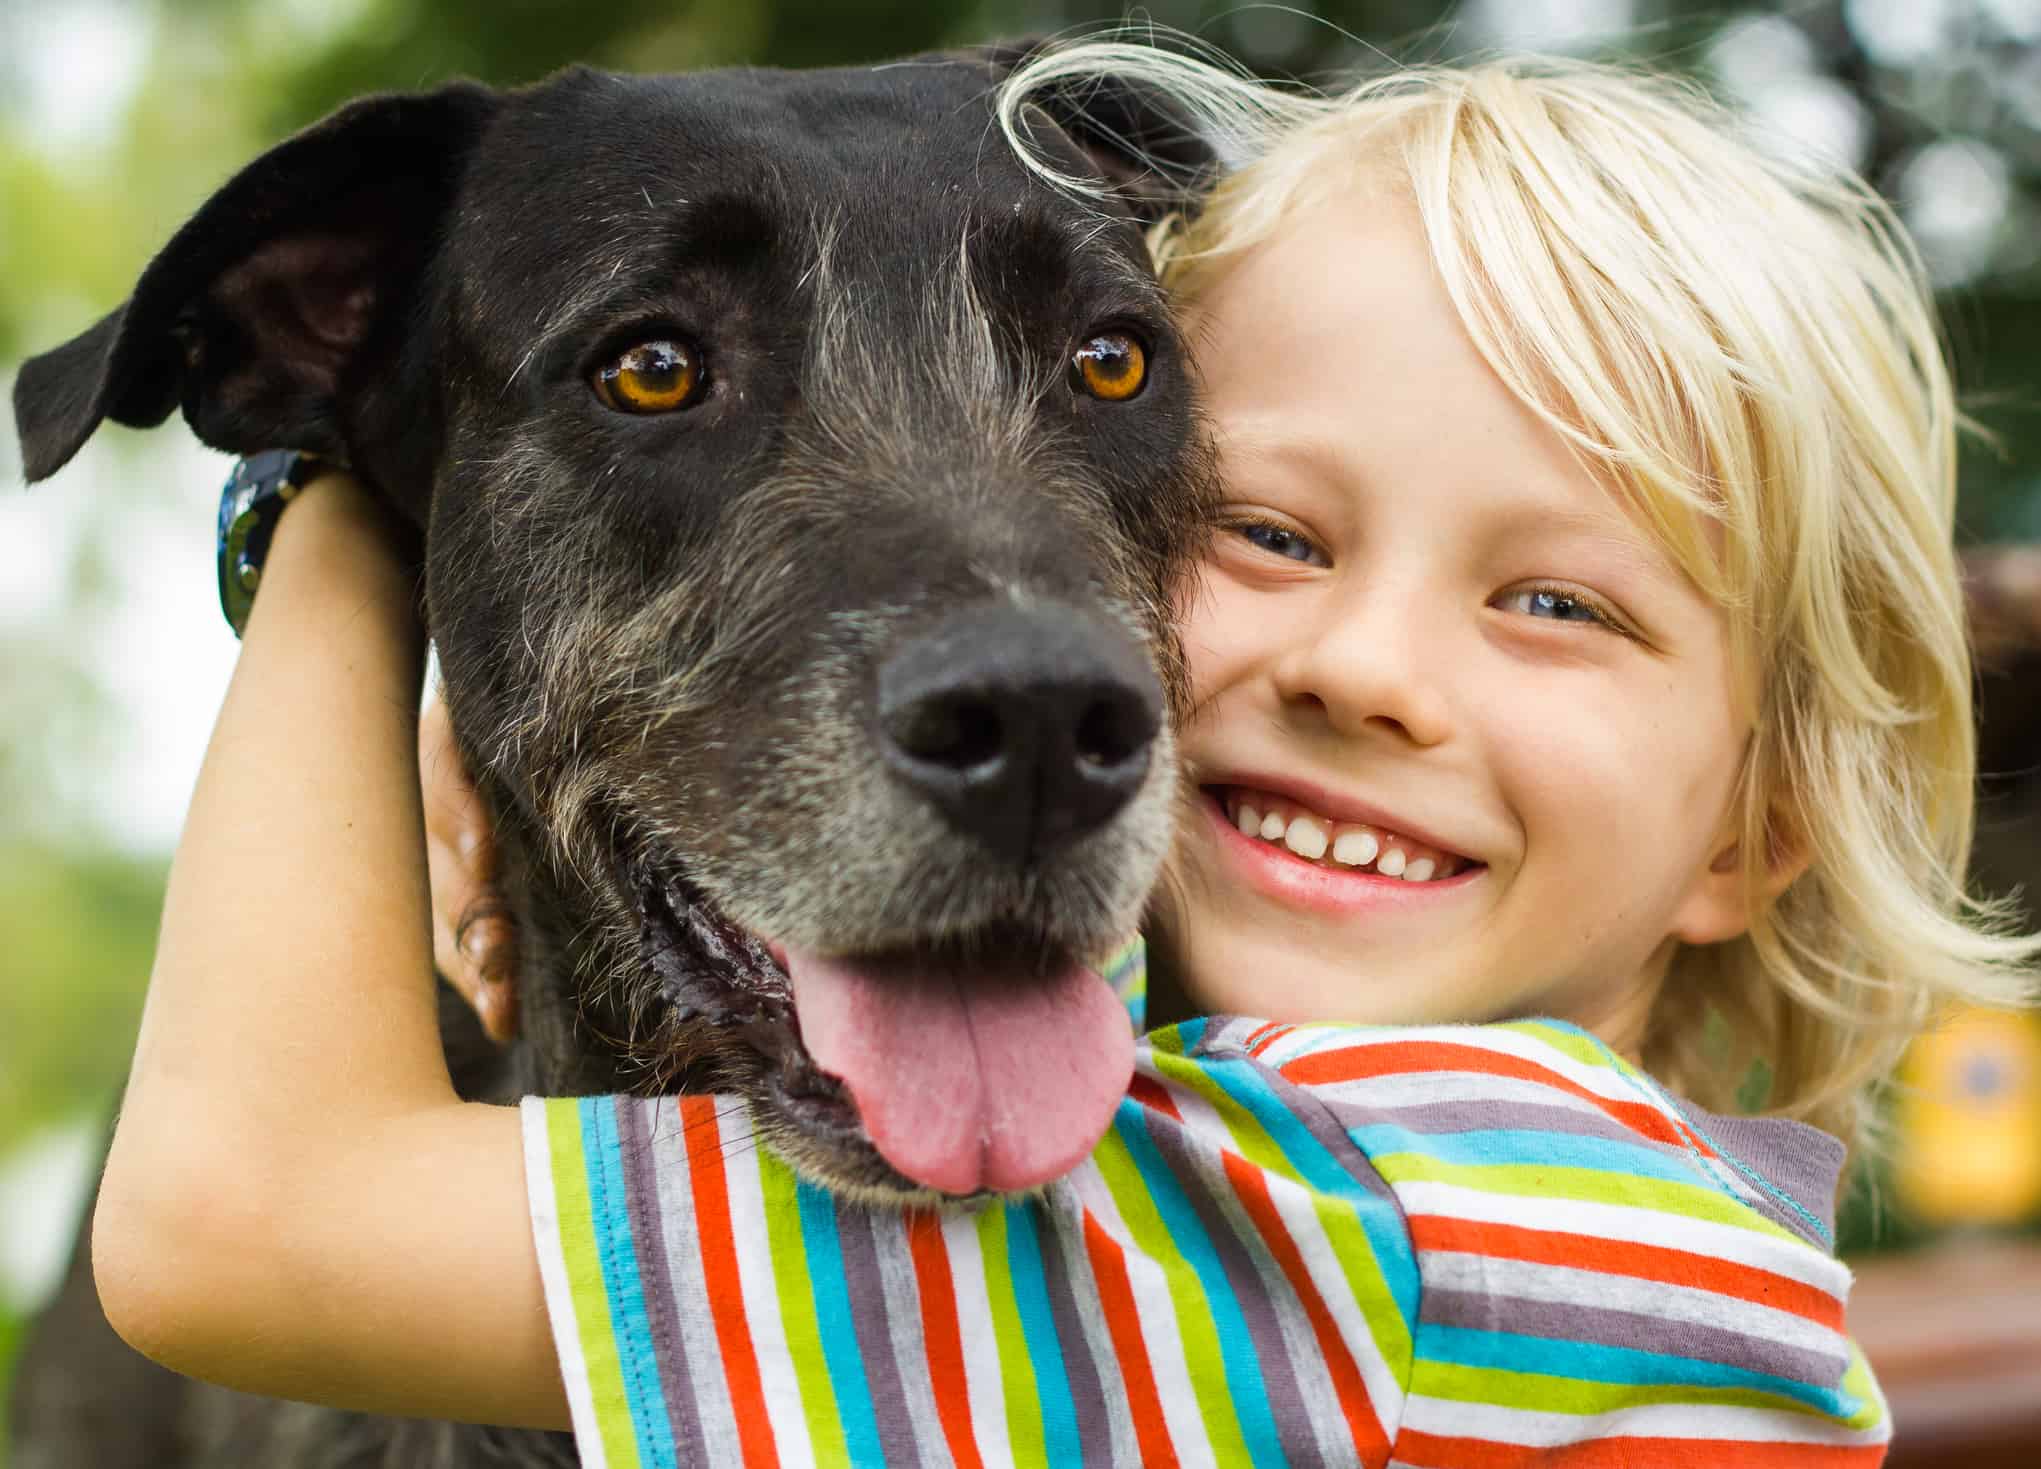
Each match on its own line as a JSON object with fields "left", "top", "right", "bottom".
{"left": 1280, "top": 1040, "right": 1700, "bottom": 1153}
{"left": 1080, "top": 1211, "right": 1182, "bottom": 1469}
{"left": 1406, "top": 1214, "right": 1844, "bottom": 1331}
{"left": 679, "top": 1097, "right": 781, "bottom": 1469}
{"left": 905, "top": 1210, "right": 986, "bottom": 1469}
{"left": 1128, "top": 1072, "right": 1182, "bottom": 1120}
{"left": 1221, "top": 1149, "right": 1393, "bottom": 1465}
{"left": 1243, "top": 1020, "right": 1290, "bottom": 1056}
{"left": 1391, "top": 1430, "right": 1886, "bottom": 1467}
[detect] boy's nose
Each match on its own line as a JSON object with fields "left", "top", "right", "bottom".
{"left": 875, "top": 602, "right": 1162, "bottom": 864}
{"left": 1272, "top": 590, "right": 1453, "bottom": 746}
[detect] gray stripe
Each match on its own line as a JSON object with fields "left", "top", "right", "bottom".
{"left": 1146, "top": 1107, "right": 1325, "bottom": 1466}
{"left": 1327, "top": 1095, "right": 1686, "bottom": 1155}
{"left": 868, "top": 1213, "right": 957, "bottom": 1466}
{"left": 646, "top": 1101, "right": 748, "bottom": 1465}
{"left": 1030, "top": 1190, "right": 1115, "bottom": 1464}
{"left": 833, "top": 1199, "right": 924, "bottom": 1469}
{"left": 1419, "top": 1287, "right": 1848, "bottom": 1386}
{"left": 618, "top": 1098, "right": 712, "bottom": 1468}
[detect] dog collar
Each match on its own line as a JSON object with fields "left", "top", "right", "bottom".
{"left": 216, "top": 449, "right": 321, "bottom": 637}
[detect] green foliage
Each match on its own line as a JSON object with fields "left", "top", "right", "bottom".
{"left": 0, "top": 843, "right": 163, "bottom": 1149}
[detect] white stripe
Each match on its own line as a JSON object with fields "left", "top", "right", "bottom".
{"left": 1393, "top": 1179, "right": 1850, "bottom": 1293}
{"left": 1066, "top": 1161, "right": 1221, "bottom": 1469}
{"left": 646, "top": 1100, "right": 748, "bottom": 1466}
{"left": 940, "top": 1208, "right": 1018, "bottom": 1469}
{"left": 1309, "top": 1069, "right": 1624, "bottom": 1119}
{"left": 518, "top": 1098, "right": 608, "bottom": 1469}
{"left": 1261, "top": 1162, "right": 1409, "bottom": 1435}
{"left": 720, "top": 1120, "right": 819, "bottom": 1469}
{"left": 1422, "top": 1249, "right": 1850, "bottom": 1358}
{"left": 1397, "top": 1391, "right": 1889, "bottom": 1448}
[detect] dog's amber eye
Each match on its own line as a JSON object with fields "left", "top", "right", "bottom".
{"left": 594, "top": 340, "right": 703, "bottom": 414}
{"left": 1071, "top": 331, "right": 1147, "bottom": 402}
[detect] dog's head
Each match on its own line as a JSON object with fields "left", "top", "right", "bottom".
{"left": 14, "top": 49, "right": 1219, "bottom": 1199}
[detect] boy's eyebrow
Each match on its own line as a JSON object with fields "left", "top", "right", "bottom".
{"left": 1482, "top": 497, "right": 1691, "bottom": 591}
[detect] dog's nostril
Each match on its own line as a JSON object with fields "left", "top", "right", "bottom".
{"left": 893, "top": 694, "right": 1004, "bottom": 772}
{"left": 1075, "top": 693, "right": 1148, "bottom": 770}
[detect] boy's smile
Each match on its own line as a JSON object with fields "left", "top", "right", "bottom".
{"left": 1155, "top": 188, "right": 1761, "bottom": 1051}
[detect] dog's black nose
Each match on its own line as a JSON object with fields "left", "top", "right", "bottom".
{"left": 876, "top": 603, "right": 1162, "bottom": 863}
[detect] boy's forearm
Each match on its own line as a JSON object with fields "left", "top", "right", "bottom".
{"left": 98, "top": 474, "right": 451, "bottom": 1338}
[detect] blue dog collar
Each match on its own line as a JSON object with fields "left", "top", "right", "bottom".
{"left": 216, "top": 449, "right": 320, "bottom": 637}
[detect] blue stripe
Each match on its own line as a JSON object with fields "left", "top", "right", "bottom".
{"left": 794, "top": 1177, "right": 884, "bottom": 1467}
{"left": 1002, "top": 1200, "right": 1083, "bottom": 1465}
{"left": 1184, "top": 1049, "right": 1422, "bottom": 1330}
{"left": 1348, "top": 1124, "right": 1705, "bottom": 1187}
{"left": 583, "top": 1097, "right": 678, "bottom": 1469}
{"left": 1118, "top": 1103, "right": 1289, "bottom": 1469}
{"left": 1420, "top": 1324, "right": 1865, "bottom": 1418}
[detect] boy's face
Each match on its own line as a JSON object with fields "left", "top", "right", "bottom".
{"left": 1156, "top": 191, "right": 1756, "bottom": 1048}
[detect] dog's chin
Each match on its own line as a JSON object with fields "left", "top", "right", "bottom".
{"left": 626, "top": 851, "right": 1089, "bottom": 1203}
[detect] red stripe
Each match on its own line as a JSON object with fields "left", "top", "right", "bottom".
{"left": 679, "top": 1096, "right": 781, "bottom": 1469}
{"left": 1080, "top": 1211, "right": 1182, "bottom": 1469}
{"left": 1128, "top": 1072, "right": 1183, "bottom": 1120}
{"left": 1220, "top": 1149, "right": 1393, "bottom": 1465}
{"left": 1407, "top": 1214, "right": 1845, "bottom": 1331}
{"left": 904, "top": 1210, "right": 987, "bottom": 1469}
{"left": 1391, "top": 1430, "right": 1885, "bottom": 1467}
{"left": 1279, "top": 1040, "right": 1704, "bottom": 1153}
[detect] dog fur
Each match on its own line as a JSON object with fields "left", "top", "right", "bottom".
{"left": 9, "top": 49, "right": 1217, "bottom": 1467}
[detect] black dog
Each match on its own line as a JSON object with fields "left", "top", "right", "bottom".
{"left": 9, "top": 46, "right": 1217, "bottom": 1467}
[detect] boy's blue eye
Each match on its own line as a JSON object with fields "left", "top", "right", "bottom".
{"left": 1507, "top": 586, "right": 1614, "bottom": 628}
{"left": 1240, "top": 522, "right": 1321, "bottom": 563}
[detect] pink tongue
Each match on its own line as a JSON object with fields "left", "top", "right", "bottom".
{"left": 782, "top": 949, "right": 1134, "bottom": 1195}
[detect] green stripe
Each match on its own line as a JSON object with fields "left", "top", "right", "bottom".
{"left": 758, "top": 1145, "right": 852, "bottom": 1467}
{"left": 1837, "top": 1345, "right": 1887, "bottom": 1431}
{"left": 974, "top": 1206, "right": 1048, "bottom": 1469}
{"left": 1415, "top": 1359, "right": 1873, "bottom": 1420}
{"left": 1369, "top": 1153, "right": 1808, "bottom": 1243}
{"left": 547, "top": 1100, "right": 641, "bottom": 1469}
{"left": 1092, "top": 1124, "right": 1253, "bottom": 1465}
{"left": 1493, "top": 1021, "right": 1617, "bottom": 1072}
{"left": 1147, "top": 1047, "right": 1415, "bottom": 1371}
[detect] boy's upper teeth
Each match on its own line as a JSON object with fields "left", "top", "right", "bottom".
{"left": 1227, "top": 788, "right": 1464, "bottom": 881}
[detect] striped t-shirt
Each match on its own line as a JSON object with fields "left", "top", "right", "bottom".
{"left": 522, "top": 973, "right": 1888, "bottom": 1466}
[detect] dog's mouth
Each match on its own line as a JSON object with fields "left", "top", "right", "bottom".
{"left": 628, "top": 854, "right": 1134, "bottom": 1197}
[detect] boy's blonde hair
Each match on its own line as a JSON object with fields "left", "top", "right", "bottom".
{"left": 1000, "top": 41, "right": 2039, "bottom": 1151}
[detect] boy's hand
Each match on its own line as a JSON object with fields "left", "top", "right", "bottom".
{"left": 421, "top": 694, "right": 518, "bottom": 1044}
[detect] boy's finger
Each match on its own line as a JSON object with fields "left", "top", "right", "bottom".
{"left": 420, "top": 689, "right": 517, "bottom": 1043}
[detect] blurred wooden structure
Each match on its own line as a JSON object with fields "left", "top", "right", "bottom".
{"left": 1851, "top": 1239, "right": 2041, "bottom": 1466}
{"left": 1846, "top": 549, "right": 2041, "bottom": 1465}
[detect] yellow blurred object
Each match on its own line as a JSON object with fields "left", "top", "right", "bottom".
{"left": 1891, "top": 1007, "right": 2041, "bottom": 1228}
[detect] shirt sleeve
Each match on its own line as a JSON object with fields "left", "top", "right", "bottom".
{"left": 521, "top": 1019, "right": 1421, "bottom": 1469}
{"left": 1214, "top": 1018, "right": 1893, "bottom": 1467}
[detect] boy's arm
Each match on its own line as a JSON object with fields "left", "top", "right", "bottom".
{"left": 91, "top": 471, "right": 568, "bottom": 1428}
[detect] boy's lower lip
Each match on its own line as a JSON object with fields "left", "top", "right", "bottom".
{"left": 1198, "top": 789, "right": 1485, "bottom": 916}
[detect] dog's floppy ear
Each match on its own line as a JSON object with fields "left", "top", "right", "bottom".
{"left": 13, "top": 82, "right": 500, "bottom": 488}
{"left": 978, "top": 37, "right": 1222, "bottom": 227}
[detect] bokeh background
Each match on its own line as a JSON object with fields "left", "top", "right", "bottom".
{"left": 4, "top": 0, "right": 2041, "bottom": 1459}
